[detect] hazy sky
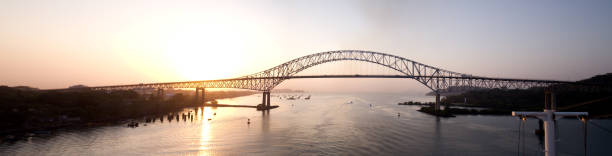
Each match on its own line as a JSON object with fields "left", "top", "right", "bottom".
{"left": 1, "top": 0, "right": 611, "bottom": 93}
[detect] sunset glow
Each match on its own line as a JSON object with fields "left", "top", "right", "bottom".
{"left": 1, "top": 1, "right": 611, "bottom": 155}
{"left": 1, "top": 0, "right": 611, "bottom": 92}
{"left": 110, "top": 8, "right": 274, "bottom": 81}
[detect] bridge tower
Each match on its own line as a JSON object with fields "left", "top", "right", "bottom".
{"left": 512, "top": 89, "right": 587, "bottom": 156}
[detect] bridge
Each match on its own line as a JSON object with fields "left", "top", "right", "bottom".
{"left": 90, "top": 50, "right": 581, "bottom": 111}
{"left": 88, "top": 50, "right": 601, "bottom": 156}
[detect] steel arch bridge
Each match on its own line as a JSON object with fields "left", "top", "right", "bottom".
{"left": 91, "top": 50, "right": 572, "bottom": 92}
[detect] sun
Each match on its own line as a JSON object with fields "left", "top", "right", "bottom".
{"left": 114, "top": 13, "right": 275, "bottom": 82}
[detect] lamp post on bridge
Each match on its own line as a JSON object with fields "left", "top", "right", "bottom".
{"left": 512, "top": 90, "right": 587, "bottom": 156}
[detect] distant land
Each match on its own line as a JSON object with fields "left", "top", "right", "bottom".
{"left": 0, "top": 86, "right": 255, "bottom": 138}
{"left": 441, "top": 73, "right": 612, "bottom": 118}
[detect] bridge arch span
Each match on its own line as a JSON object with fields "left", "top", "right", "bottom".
{"left": 239, "top": 50, "right": 466, "bottom": 91}
{"left": 91, "top": 50, "right": 566, "bottom": 92}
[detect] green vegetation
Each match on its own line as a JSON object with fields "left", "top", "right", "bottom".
{"left": 443, "top": 88, "right": 545, "bottom": 110}
{"left": 442, "top": 73, "right": 612, "bottom": 117}
{"left": 0, "top": 86, "right": 254, "bottom": 135}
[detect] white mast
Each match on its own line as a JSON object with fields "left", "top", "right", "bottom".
{"left": 512, "top": 91, "right": 587, "bottom": 156}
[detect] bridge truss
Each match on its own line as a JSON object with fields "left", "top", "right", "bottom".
{"left": 91, "top": 50, "right": 573, "bottom": 92}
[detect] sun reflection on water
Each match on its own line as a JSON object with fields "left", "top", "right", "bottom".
{"left": 198, "top": 107, "right": 215, "bottom": 155}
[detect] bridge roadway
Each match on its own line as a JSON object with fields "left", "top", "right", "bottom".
{"left": 90, "top": 74, "right": 574, "bottom": 90}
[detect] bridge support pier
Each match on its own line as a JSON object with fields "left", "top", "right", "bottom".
{"left": 262, "top": 91, "right": 271, "bottom": 107}
{"left": 258, "top": 91, "right": 273, "bottom": 110}
{"left": 262, "top": 92, "right": 266, "bottom": 105}
{"left": 194, "top": 88, "right": 206, "bottom": 104}
{"left": 435, "top": 93, "right": 440, "bottom": 113}
{"left": 202, "top": 88, "right": 206, "bottom": 104}
{"left": 266, "top": 91, "right": 271, "bottom": 107}
{"left": 157, "top": 88, "right": 164, "bottom": 101}
{"left": 194, "top": 88, "right": 200, "bottom": 104}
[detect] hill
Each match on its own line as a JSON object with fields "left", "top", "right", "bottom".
{"left": 442, "top": 73, "right": 612, "bottom": 117}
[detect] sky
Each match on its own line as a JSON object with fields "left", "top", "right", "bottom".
{"left": 1, "top": 0, "right": 611, "bottom": 94}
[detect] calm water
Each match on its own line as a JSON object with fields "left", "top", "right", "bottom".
{"left": 1, "top": 93, "right": 611, "bottom": 156}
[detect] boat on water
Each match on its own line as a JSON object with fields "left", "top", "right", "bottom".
{"left": 286, "top": 96, "right": 296, "bottom": 100}
{"left": 304, "top": 95, "right": 311, "bottom": 100}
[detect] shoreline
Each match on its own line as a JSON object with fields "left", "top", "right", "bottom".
{"left": 0, "top": 94, "right": 256, "bottom": 143}
{"left": 399, "top": 101, "right": 514, "bottom": 117}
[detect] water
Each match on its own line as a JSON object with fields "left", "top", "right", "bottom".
{"left": 1, "top": 93, "right": 611, "bottom": 156}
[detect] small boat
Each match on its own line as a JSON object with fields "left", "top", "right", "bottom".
{"left": 286, "top": 96, "right": 296, "bottom": 100}
{"left": 304, "top": 95, "right": 311, "bottom": 100}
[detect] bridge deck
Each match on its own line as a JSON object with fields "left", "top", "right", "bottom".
{"left": 83, "top": 74, "right": 579, "bottom": 91}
